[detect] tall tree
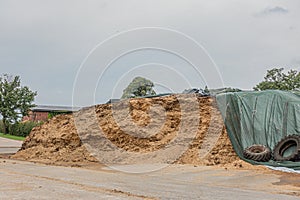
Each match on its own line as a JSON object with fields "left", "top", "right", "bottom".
{"left": 254, "top": 68, "right": 300, "bottom": 91}
{"left": 121, "top": 77, "right": 156, "bottom": 99}
{"left": 0, "top": 74, "right": 37, "bottom": 134}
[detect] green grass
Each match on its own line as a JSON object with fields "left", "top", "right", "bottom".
{"left": 0, "top": 133, "right": 25, "bottom": 141}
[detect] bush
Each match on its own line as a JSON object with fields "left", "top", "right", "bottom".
{"left": 48, "top": 111, "right": 71, "bottom": 119}
{"left": 8, "top": 121, "right": 43, "bottom": 137}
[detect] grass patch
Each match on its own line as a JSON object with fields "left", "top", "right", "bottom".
{"left": 0, "top": 133, "right": 25, "bottom": 141}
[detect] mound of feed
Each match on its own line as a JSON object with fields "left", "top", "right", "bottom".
{"left": 13, "top": 94, "right": 253, "bottom": 169}
{"left": 12, "top": 114, "right": 97, "bottom": 166}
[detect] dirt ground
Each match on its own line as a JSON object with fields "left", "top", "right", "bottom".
{"left": 12, "top": 94, "right": 263, "bottom": 170}
{"left": 2, "top": 159, "right": 300, "bottom": 200}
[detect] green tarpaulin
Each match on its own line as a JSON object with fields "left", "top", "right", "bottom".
{"left": 216, "top": 90, "right": 300, "bottom": 169}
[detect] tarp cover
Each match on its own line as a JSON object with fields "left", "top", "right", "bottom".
{"left": 216, "top": 90, "right": 300, "bottom": 169}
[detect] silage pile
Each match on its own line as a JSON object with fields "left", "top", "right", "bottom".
{"left": 12, "top": 94, "right": 250, "bottom": 168}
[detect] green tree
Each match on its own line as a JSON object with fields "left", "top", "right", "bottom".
{"left": 121, "top": 77, "right": 156, "bottom": 99}
{"left": 0, "top": 74, "right": 37, "bottom": 134}
{"left": 254, "top": 68, "right": 300, "bottom": 91}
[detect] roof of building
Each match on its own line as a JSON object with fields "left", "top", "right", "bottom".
{"left": 31, "top": 105, "right": 81, "bottom": 112}
{"left": 106, "top": 99, "right": 120, "bottom": 104}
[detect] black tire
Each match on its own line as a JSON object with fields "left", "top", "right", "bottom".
{"left": 243, "top": 144, "right": 271, "bottom": 162}
{"left": 273, "top": 134, "right": 300, "bottom": 162}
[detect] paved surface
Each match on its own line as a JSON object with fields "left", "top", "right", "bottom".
{"left": 0, "top": 137, "right": 22, "bottom": 153}
{"left": 0, "top": 159, "right": 300, "bottom": 199}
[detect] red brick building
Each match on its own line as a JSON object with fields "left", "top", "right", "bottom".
{"left": 23, "top": 105, "right": 81, "bottom": 122}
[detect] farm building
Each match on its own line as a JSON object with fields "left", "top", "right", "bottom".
{"left": 23, "top": 105, "right": 81, "bottom": 122}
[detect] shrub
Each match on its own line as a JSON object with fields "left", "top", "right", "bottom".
{"left": 8, "top": 121, "right": 43, "bottom": 137}
{"left": 48, "top": 111, "right": 71, "bottom": 119}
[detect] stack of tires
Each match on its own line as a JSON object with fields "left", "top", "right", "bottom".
{"left": 243, "top": 134, "right": 300, "bottom": 162}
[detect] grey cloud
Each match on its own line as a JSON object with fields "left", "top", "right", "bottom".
{"left": 266, "top": 6, "right": 288, "bottom": 14}
{"left": 257, "top": 6, "right": 289, "bottom": 16}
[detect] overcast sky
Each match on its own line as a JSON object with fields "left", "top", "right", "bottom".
{"left": 1, "top": 0, "right": 299, "bottom": 106}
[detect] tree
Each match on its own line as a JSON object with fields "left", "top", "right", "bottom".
{"left": 254, "top": 68, "right": 300, "bottom": 91}
{"left": 121, "top": 77, "right": 156, "bottom": 99}
{"left": 0, "top": 74, "right": 37, "bottom": 134}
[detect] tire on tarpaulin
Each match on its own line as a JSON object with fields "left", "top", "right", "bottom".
{"left": 273, "top": 134, "right": 300, "bottom": 162}
{"left": 243, "top": 144, "right": 271, "bottom": 162}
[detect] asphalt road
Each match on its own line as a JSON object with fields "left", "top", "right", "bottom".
{"left": 0, "top": 159, "right": 300, "bottom": 200}
{"left": 0, "top": 137, "right": 22, "bottom": 154}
